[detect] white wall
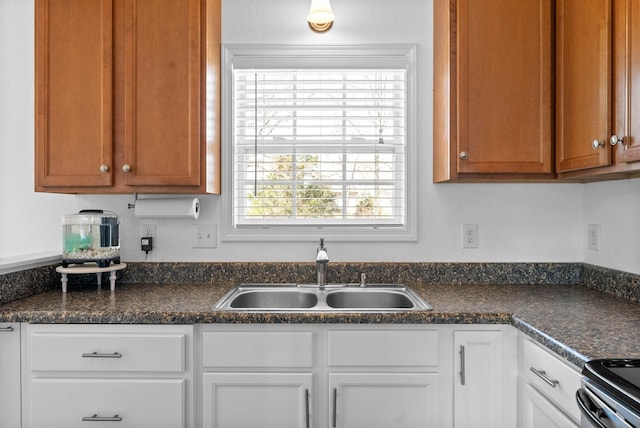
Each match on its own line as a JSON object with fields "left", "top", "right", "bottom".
{"left": 0, "top": 0, "right": 597, "bottom": 266}
{"left": 0, "top": 0, "right": 76, "bottom": 261}
{"left": 584, "top": 178, "right": 640, "bottom": 274}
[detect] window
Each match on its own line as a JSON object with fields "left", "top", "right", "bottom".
{"left": 221, "top": 45, "right": 417, "bottom": 241}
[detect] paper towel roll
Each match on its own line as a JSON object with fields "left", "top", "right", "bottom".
{"left": 134, "top": 198, "right": 200, "bottom": 219}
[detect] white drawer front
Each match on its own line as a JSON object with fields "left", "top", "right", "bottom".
{"left": 522, "top": 339, "right": 581, "bottom": 422}
{"left": 328, "top": 330, "right": 439, "bottom": 367}
{"left": 30, "top": 332, "right": 185, "bottom": 373}
{"left": 202, "top": 331, "right": 313, "bottom": 367}
{"left": 30, "top": 378, "right": 185, "bottom": 428}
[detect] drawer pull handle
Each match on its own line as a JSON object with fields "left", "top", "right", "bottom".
{"left": 82, "top": 414, "right": 122, "bottom": 422}
{"left": 82, "top": 352, "right": 122, "bottom": 359}
{"left": 530, "top": 367, "right": 560, "bottom": 388}
{"left": 0, "top": 326, "right": 14, "bottom": 332}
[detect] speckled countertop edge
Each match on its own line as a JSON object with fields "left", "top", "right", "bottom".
{"left": 1, "top": 281, "right": 639, "bottom": 368}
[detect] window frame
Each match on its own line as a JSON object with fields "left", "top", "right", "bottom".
{"left": 220, "top": 44, "right": 417, "bottom": 242}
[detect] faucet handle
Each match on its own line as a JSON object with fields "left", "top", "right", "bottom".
{"left": 360, "top": 272, "right": 367, "bottom": 287}
{"left": 316, "top": 248, "right": 329, "bottom": 262}
{"left": 316, "top": 238, "right": 329, "bottom": 262}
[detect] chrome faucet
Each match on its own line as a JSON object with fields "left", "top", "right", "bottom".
{"left": 316, "top": 238, "right": 329, "bottom": 286}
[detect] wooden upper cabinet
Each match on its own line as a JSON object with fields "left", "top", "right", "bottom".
{"left": 556, "top": 0, "right": 612, "bottom": 173}
{"left": 613, "top": 0, "right": 640, "bottom": 165}
{"left": 35, "top": 0, "right": 114, "bottom": 188}
{"left": 121, "top": 0, "right": 200, "bottom": 187}
{"left": 557, "top": 0, "right": 640, "bottom": 178}
{"left": 35, "top": 0, "right": 221, "bottom": 193}
{"left": 434, "top": 0, "right": 554, "bottom": 182}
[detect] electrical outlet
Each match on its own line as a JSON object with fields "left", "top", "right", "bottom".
{"left": 142, "top": 224, "right": 156, "bottom": 237}
{"left": 462, "top": 224, "right": 478, "bottom": 248}
{"left": 192, "top": 224, "right": 217, "bottom": 248}
{"left": 588, "top": 224, "right": 600, "bottom": 251}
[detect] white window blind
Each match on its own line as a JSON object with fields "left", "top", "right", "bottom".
{"left": 233, "top": 68, "right": 407, "bottom": 228}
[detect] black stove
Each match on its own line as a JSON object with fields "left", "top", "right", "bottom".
{"left": 578, "top": 359, "right": 640, "bottom": 428}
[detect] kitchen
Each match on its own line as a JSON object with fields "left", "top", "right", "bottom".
{"left": 1, "top": 0, "right": 640, "bottom": 427}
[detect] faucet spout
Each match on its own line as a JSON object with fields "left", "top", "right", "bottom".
{"left": 316, "top": 238, "right": 329, "bottom": 286}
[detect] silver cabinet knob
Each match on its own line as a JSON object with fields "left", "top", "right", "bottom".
{"left": 99, "top": 165, "right": 109, "bottom": 173}
{"left": 122, "top": 164, "right": 132, "bottom": 173}
{"left": 610, "top": 135, "right": 625, "bottom": 146}
{"left": 459, "top": 151, "right": 468, "bottom": 160}
{"left": 592, "top": 139, "right": 604, "bottom": 149}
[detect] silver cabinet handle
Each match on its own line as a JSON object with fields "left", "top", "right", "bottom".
{"left": 0, "top": 326, "right": 14, "bottom": 332}
{"left": 82, "top": 414, "right": 122, "bottom": 422}
{"left": 459, "top": 345, "right": 466, "bottom": 385}
{"left": 122, "top": 164, "right": 132, "bottom": 173}
{"left": 530, "top": 367, "right": 559, "bottom": 388}
{"left": 592, "top": 139, "right": 604, "bottom": 149}
{"left": 459, "top": 151, "right": 468, "bottom": 160}
{"left": 305, "top": 389, "right": 310, "bottom": 428}
{"left": 82, "top": 352, "right": 122, "bottom": 359}
{"left": 610, "top": 135, "right": 625, "bottom": 146}
{"left": 99, "top": 165, "right": 109, "bottom": 173}
{"left": 332, "top": 387, "right": 337, "bottom": 428}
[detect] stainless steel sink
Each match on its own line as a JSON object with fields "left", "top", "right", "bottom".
{"left": 213, "top": 283, "right": 432, "bottom": 312}
{"left": 229, "top": 289, "right": 318, "bottom": 309}
{"left": 325, "top": 289, "right": 414, "bottom": 309}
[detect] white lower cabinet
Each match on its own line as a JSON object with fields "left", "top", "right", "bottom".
{"left": 203, "top": 373, "right": 312, "bottom": 428}
{"left": 200, "top": 325, "right": 452, "bottom": 428}
{"left": 201, "top": 327, "right": 315, "bottom": 428}
{"left": 23, "top": 324, "right": 193, "bottom": 428}
{"left": 518, "top": 335, "right": 581, "bottom": 428}
{"left": 17, "top": 321, "right": 584, "bottom": 428}
{"left": 327, "top": 328, "right": 445, "bottom": 428}
{"left": 520, "top": 382, "right": 579, "bottom": 428}
{"left": 0, "top": 323, "right": 21, "bottom": 428}
{"left": 329, "top": 373, "right": 440, "bottom": 428}
{"left": 453, "top": 328, "right": 518, "bottom": 428}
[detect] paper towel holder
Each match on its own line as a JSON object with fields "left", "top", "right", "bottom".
{"left": 127, "top": 193, "right": 138, "bottom": 210}
{"left": 129, "top": 195, "right": 201, "bottom": 219}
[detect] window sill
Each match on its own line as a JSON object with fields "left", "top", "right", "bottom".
{"left": 0, "top": 252, "right": 62, "bottom": 275}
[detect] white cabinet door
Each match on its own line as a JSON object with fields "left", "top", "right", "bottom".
{"left": 329, "top": 373, "right": 441, "bottom": 428}
{"left": 520, "top": 382, "right": 579, "bottom": 428}
{"left": 0, "top": 323, "right": 20, "bottom": 428}
{"left": 453, "top": 330, "right": 505, "bottom": 428}
{"left": 202, "top": 372, "right": 312, "bottom": 428}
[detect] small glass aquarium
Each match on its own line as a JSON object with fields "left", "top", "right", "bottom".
{"left": 62, "top": 210, "right": 120, "bottom": 267}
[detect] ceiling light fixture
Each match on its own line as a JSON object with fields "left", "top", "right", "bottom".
{"left": 307, "top": 0, "right": 335, "bottom": 33}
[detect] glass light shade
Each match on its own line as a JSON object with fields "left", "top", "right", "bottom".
{"left": 307, "top": 0, "right": 335, "bottom": 32}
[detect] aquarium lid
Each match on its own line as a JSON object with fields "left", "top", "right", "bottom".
{"left": 62, "top": 210, "right": 118, "bottom": 225}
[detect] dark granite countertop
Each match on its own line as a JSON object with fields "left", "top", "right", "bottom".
{"left": 0, "top": 281, "right": 638, "bottom": 368}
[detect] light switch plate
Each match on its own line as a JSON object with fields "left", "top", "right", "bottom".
{"left": 192, "top": 224, "right": 217, "bottom": 248}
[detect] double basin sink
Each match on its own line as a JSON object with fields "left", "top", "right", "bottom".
{"left": 213, "top": 283, "right": 432, "bottom": 312}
